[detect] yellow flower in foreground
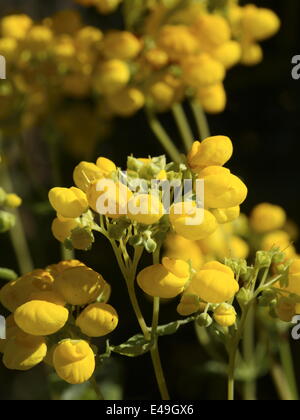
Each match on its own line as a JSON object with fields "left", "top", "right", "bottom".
{"left": 250, "top": 203, "right": 286, "bottom": 233}
{"left": 162, "top": 257, "right": 190, "bottom": 279}
{"left": 73, "top": 161, "right": 104, "bottom": 192}
{"left": 170, "top": 202, "right": 217, "bottom": 241}
{"left": 49, "top": 187, "right": 88, "bottom": 218}
{"left": 137, "top": 264, "right": 189, "bottom": 299}
{"left": 3, "top": 333, "right": 47, "bottom": 371}
{"left": 188, "top": 136, "right": 233, "bottom": 172}
{"left": 96, "top": 157, "right": 116, "bottom": 176}
{"left": 177, "top": 295, "right": 206, "bottom": 317}
{"left": 213, "top": 303, "right": 237, "bottom": 327}
{"left": 191, "top": 261, "right": 239, "bottom": 303}
{"left": 14, "top": 300, "right": 69, "bottom": 336}
{"left": 76, "top": 303, "right": 118, "bottom": 337}
{"left": 55, "top": 266, "right": 106, "bottom": 305}
{"left": 128, "top": 194, "right": 164, "bottom": 225}
{"left": 211, "top": 206, "right": 240, "bottom": 224}
{"left": 51, "top": 217, "right": 80, "bottom": 243}
{"left": 53, "top": 340, "right": 95, "bottom": 384}
{"left": 199, "top": 166, "right": 248, "bottom": 209}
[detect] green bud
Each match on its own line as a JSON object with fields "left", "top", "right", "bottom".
{"left": 129, "top": 235, "right": 143, "bottom": 247}
{"left": 255, "top": 251, "right": 272, "bottom": 268}
{"left": 144, "top": 238, "right": 157, "bottom": 254}
{"left": 70, "top": 227, "right": 94, "bottom": 251}
{"left": 269, "top": 300, "right": 278, "bottom": 319}
{"left": 225, "top": 258, "right": 248, "bottom": 276}
{"left": 259, "top": 291, "right": 277, "bottom": 307}
{"left": 197, "top": 313, "right": 213, "bottom": 328}
{"left": 127, "top": 156, "right": 144, "bottom": 172}
{"left": 152, "top": 155, "right": 166, "bottom": 170}
{"left": 108, "top": 224, "right": 126, "bottom": 241}
{"left": 0, "top": 210, "right": 15, "bottom": 233}
{"left": 272, "top": 251, "right": 286, "bottom": 264}
{"left": 237, "top": 287, "right": 253, "bottom": 308}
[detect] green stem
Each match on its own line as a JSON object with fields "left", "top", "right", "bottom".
{"left": 61, "top": 244, "right": 75, "bottom": 261}
{"left": 0, "top": 164, "right": 33, "bottom": 275}
{"left": 242, "top": 304, "right": 257, "bottom": 400}
{"left": 190, "top": 100, "right": 211, "bottom": 141}
{"left": 228, "top": 303, "right": 252, "bottom": 400}
{"left": 278, "top": 333, "right": 299, "bottom": 400}
{"left": 145, "top": 108, "right": 183, "bottom": 163}
{"left": 172, "top": 103, "right": 194, "bottom": 153}
{"left": 271, "top": 362, "right": 293, "bottom": 401}
{"left": 89, "top": 377, "right": 105, "bottom": 400}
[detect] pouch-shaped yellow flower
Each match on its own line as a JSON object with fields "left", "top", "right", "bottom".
{"left": 213, "top": 303, "right": 237, "bottom": 327}
{"left": 102, "top": 31, "right": 141, "bottom": 60}
{"left": 191, "top": 261, "right": 239, "bottom": 303}
{"left": 73, "top": 161, "right": 104, "bottom": 192}
{"left": 137, "top": 264, "right": 188, "bottom": 299}
{"left": 182, "top": 54, "right": 225, "bottom": 88}
{"left": 76, "top": 303, "right": 118, "bottom": 337}
{"left": 55, "top": 266, "right": 106, "bottom": 305}
{"left": 250, "top": 203, "right": 286, "bottom": 233}
{"left": 170, "top": 202, "right": 217, "bottom": 241}
{"left": 162, "top": 257, "right": 190, "bottom": 279}
{"left": 128, "top": 193, "right": 164, "bottom": 225}
{"left": 53, "top": 340, "right": 95, "bottom": 384}
{"left": 3, "top": 332, "right": 47, "bottom": 371}
{"left": 49, "top": 187, "right": 88, "bottom": 219}
{"left": 14, "top": 300, "right": 69, "bottom": 336}
{"left": 157, "top": 25, "right": 198, "bottom": 61}
{"left": 51, "top": 217, "right": 80, "bottom": 243}
{"left": 188, "top": 136, "right": 233, "bottom": 172}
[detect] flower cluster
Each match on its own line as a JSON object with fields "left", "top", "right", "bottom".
{"left": 0, "top": 1, "right": 280, "bottom": 148}
{"left": 0, "top": 260, "right": 118, "bottom": 384}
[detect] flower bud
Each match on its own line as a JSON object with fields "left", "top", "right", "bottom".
{"left": 197, "top": 313, "right": 213, "bottom": 328}
{"left": 73, "top": 161, "right": 104, "bottom": 192}
{"left": 188, "top": 137, "right": 233, "bottom": 173}
{"left": 70, "top": 226, "right": 95, "bottom": 251}
{"left": 213, "top": 304, "right": 237, "bottom": 327}
{"left": 53, "top": 340, "right": 95, "bottom": 384}
{"left": 49, "top": 187, "right": 88, "bottom": 219}
{"left": 93, "top": 59, "right": 130, "bottom": 95}
{"left": 76, "top": 303, "right": 118, "bottom": 337}
{"left": 5, "top": 193, "right": 22, "bottom": 208}
{"left": 51, "top": 217, "right": 80, "bottom": 243}
{"left": 102, "top": 31, "right": 141, "bottom": 60}
{"left": 0, "top": 210, "right": 15, "bottom": 233}
{"left": 237, "top": 287, "right": 253, "bottom": 308}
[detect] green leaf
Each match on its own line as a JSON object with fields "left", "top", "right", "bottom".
{"left": 111, "top": 334, "right": 151, "bottom": 357}
{"left": 157, "top": 316, "right": 196, "bottom": 336}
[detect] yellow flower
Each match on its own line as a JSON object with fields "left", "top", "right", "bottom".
{"left": 137, "top": 264, "right": 188, "bottom": 299}
{"left": 107, "top": 87, "right": 145, "bottom": 117}
{"left": 28, "top": 290, "right": 66, "bottom": 306}
{"left": 149, "top": 82, "right": 175, "bottom": 111}
{"left": 157, "top": 25, "right": 199, "bottom": 61}
{"left": 49, "top": 187, "right": 88, "bottom": 219}
{"left": 211, "top": 41, "right": 241, "bottom": 69}
{"left": 211, "top": 206, "right": 240, "bottom": 224}
{"left": 5, "top": 193, "right": 22, "bottom": 208}
{"left": 94, "top": 0, "right": 122, "bottom": 14}
{"left": 76, "top": 26, "right": 103, "bottom": 48}
{"left": 1, "top": 14, "right": 33, "bottom": 40}
{"left": 188, "top": 136, "right": 233, "bottom": 172}
{"left": 49, "top": 10, "right": 82, "bottom": 35}
{"left": 51, "top": 217, "right": 80, "bottom": 243}
{"left": 198, "top": 166, "right": 248, "bottom": 209}
{"left": 197, "top": 83, "right": 227, "bottom": 114}
{"left": 93, "top": 59, "right": 130, "bottom": 95}
{"left": 25, "top": 25, "right": 53, "bottom": 52}
{"left": 213, "top": 303, "right": 237, "bottom": 327}
{"left": 47, "top": 259, "right": 86, "bottom": 277}
{"left": 53, "top": 340, "right": 95, "bottom": 384}
{"left": 164, "top": 233, "right": 204, "bottom": 271}
{"left": 262, "top": 231, "right": 296, "bottom": 259}
{"left": 14, "top": 300, "right": 69, "bottom": 336}
{"left": 170, "top": 202, "right": 217, "bottom": 241}
{"left": 0, "top": 38, "right": 18, "bottom": 61}
{"left": 128, "top": 193, "right": 164, "bottom": 225}
{"left": 162, "top": 257, "right": 190, "bottom": 279}
{"left": 96, "top": 157, "right": 117, "bottom": 176}
{"left": 182, "top": 53, "right": 225, "bottom": 88}
{"left": 191, "top": 261, "right": 239, "bottom": 303}
{"left": 76, "top": 303, "right": 118, "bottom": 337}
{"left": 241, "top": 5, "right": 281, "bottom": 42}
{"left": 73, "top": 161, "right": 104, "bottom": 192}
{"left": 229, "top": 236, "right": 250, "bottom": 259}
{"left": 3, "top": 333, "right": 47, "bottom": 371}
{"left": 145, "top": 48, "right": 169, "bottom": 69}
{"left": 250, "top": 203, "right": 286, "bottom": 233}
{"left": 192, "top": 14, "right": 231, "bottom": 48}
{"left": 55, "top": 265, "right": 106, "bottom": 305}
{"left": 177, "top": 294, "right": 205, "bottom": 316}
{"left": 240, "top": 43, "right": 263, "bottom": 66}
{"left": 87, "top": 179, "right": 133, "bottom": 218}
{"left": 102, "top": 31, "right": 141, "bottom": 60}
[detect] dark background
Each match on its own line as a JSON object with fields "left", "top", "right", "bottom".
{"left": 1, "top": 0, "right": 300, "bottom": 400}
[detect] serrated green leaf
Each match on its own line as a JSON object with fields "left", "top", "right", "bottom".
{"left": 111, "top": 334, "right": 151, "bottom": 357}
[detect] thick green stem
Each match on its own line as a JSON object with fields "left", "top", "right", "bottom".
{"left": 190, "top": 100, "right": 211, "bottom": 141}
{"left": 61, "top": 244, "right": 75, "bottom": 261}
{"left": 271, "top": 362, "right": 294, "bottom": 401}
{"left": 242, "top": 304, "right": 257, "bottom": 400}
{"left": 145, "top": 108, "right": 183, "bottom": 163}
{"left": 172, "top": 103, "right": 194, "bottom": 153}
